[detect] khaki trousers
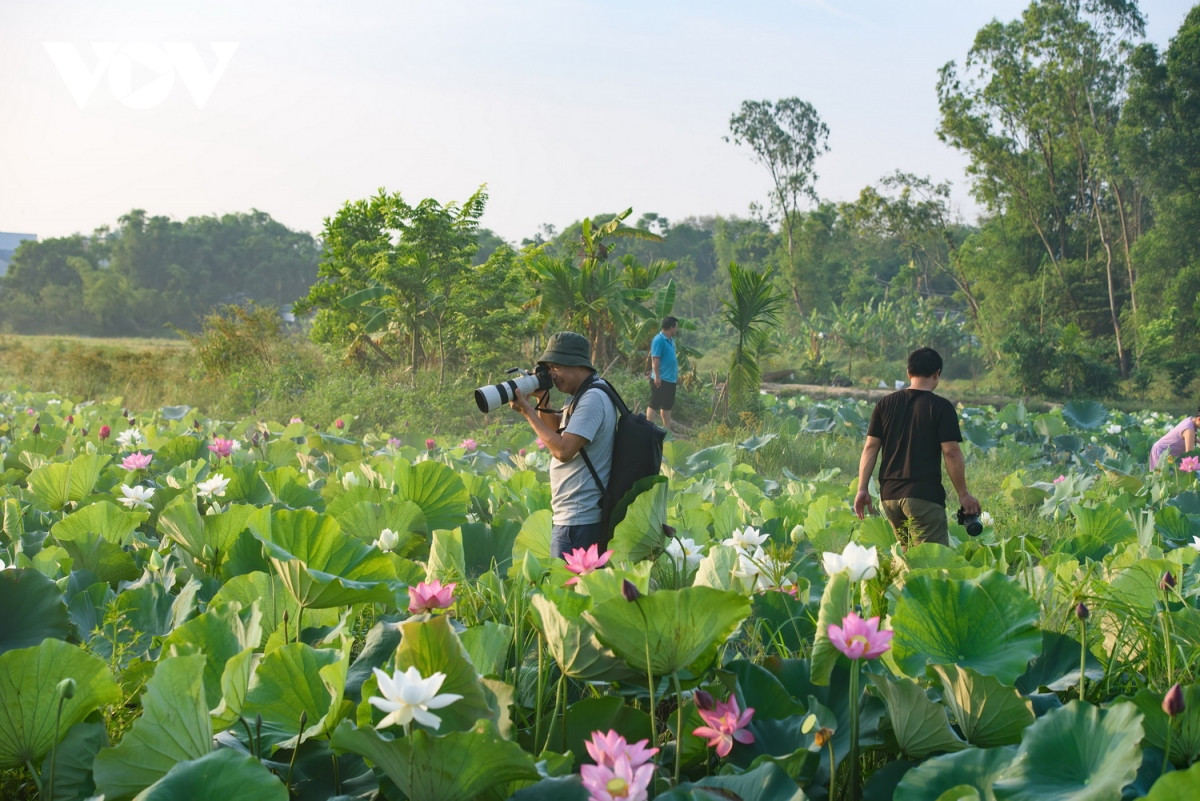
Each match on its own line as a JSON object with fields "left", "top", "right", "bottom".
{"left": 881, "top": 498, "right": 949, "bottom": 547}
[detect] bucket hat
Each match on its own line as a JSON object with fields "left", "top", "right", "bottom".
{"left": 537, "top": 332, "right": 595, "bottom": 370}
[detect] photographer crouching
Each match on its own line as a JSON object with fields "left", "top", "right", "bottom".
{"left": 508, "top": 332, "right": 617, "bottom": 558}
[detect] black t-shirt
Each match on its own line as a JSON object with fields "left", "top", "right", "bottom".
{"left": 866, "top": 388, "right": 962, "bottom": 506}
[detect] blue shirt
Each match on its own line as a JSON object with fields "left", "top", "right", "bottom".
{"left": 650, "top": 331, "right": 678, "bottom": 383}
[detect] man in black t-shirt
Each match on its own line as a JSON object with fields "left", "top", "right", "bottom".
{"left": 852, "top": 347, "right": 980, "bottom": 546}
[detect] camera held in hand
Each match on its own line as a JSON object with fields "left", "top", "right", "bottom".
{"left": 957, "top": 507, "right": 984, "bottom": 537}
{"left": 474, "top": 365, "right": 553, "bottom": 413}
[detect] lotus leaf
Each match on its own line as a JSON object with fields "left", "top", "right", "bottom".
{"left": 242, "top": 641, "right": 349, "bottom": 749}
{"left": 894, "top": 746, "right": 1016, "bottom": 801}
{"left": 427, "top": 528, "right": 465, "bottom": 582}
{"left": 891, "top": 571, "right": 1041, "bottom": 685}
{"left": 1061, "top": 401, "right": 1108, "bottom": 430}
{"left": 0, "top": 567, "right": 71, "bottom": 654}
{"left": 693, "top": 543, "right": 741, "bottom": 591}
{"left": 608, "top": 476, "right": 668, "bottom": 564}
{"left": 158, "top": 497, "right": 256, "bottom": 574}
{"left": 809, "top": 571, "right": 851, "bottom": 686}
{"left": 39, "top": 719, "right": 107, "bottom": 801}
{"left": 458, "top": 621, "right": 513, "bottom": 678}
{"left": 869, "top": 673, "right": 967, "bottom": 759}
{"left": 538, "top": 695, "right": 653, "bottom": 766}
{"left": 389, "top": 459, "right": 469, "bottom": 532}
{"left": 330, "top": 720, "right": 539, "bottom": 801}
{"left": 512, "top": 508, "right": 553, "bottom": 568}
{"left": 991, "top": 701, "right": 1142, "bottom": 800}
{"left": 153, "top": 435, "right": 207, "bottom": 468}
{"left": 333, "top": 498, "right": 427, "bottom": 550}
{"left": 161, "top": 603, "right": 263, "bottom": 709}
{"left": 931, "top": 665, "right": 1034, "bottom": 748}
{"left": 27, "top": 453, "right": 109, "bottom": 510}
{"left": 259, "top": 465, "right": 324, "bottom": 509}
{"left": 248, "top": 507, "right": 401, "bottom": 609}
{"left": 528, "top": 593, "right": 638, "bottom": 683}
{"left": 656, "top": 762, "right": 807, "bottom": 800}
{"left": 1125, "top": 685, "right": 1200, "bottom": 768}
{"left": 584, "top": 585, "right": 750, "bottom": 677}
{"left": 1144, "top": 762, "right": 1200, "bottom": 799}
{"left": 130, "top": 748, "right": 288, "bottom": 801}
{"left": 0, "top": 638, "right": 120, "bottom": 768}
{"left": 93, "top": 654, "right": 212, "bottom": 798}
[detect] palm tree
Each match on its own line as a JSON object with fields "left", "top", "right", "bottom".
{"left": 723, "top": 262, "right": 787, "bottom": 413}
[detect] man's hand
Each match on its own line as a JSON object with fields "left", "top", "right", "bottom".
{"left": 510, "top": 387, "right": 538, "bottom": 417}
{"left": 958, "top": 492, "right": 981, "bottom": 517}
{"left": 853, "top": 488, "right": 874, "bottom": 520}
{"left": 653, "top": 375, "right": 661, "bottom": 388}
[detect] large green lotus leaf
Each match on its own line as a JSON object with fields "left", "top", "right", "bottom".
{"left": 508, "top": 777, "right": 588, "bottom": 800}
{"left": 727, "top": 659, "right": 806, "bottom": 721}
{"left": 1072, "top": 503, "right": 1136, "bottom": 548}
{"left": 1144, "top": 762, "right": 1200, "bottom": 799}
{"left": 131, "top": 748, "right": 288, "bottom": 801}
{"left": 158, "top": 496, "right": 256, "bottom": 572}
{"left": 528, "top": 593, "right": 638, "bottom": 683}
{"left": 458, "top": 621, "right": 514, "bottom": 679}
{"left": 389, "top": 459, "right": 469, "bottom": 532}
{"left": 1061, "top": 401, "right": 1108, "bottom": 430}
{"left": 693, "top": 543, "right": 740, "bottom": 591}
{"left": 27, "top": 453, "right": 110, "bottom": 510}
{"left": 512, "top": 508, "right": 553, "bottom": 568}
{"left": 1154, "top": 505, "right": 1195, "bottom": 545}
{"left": 218, "top": 461, "right": 275, "bottom": 505}
{"left": 609, "top": 476, "right": 669, "bottom": 564}
{"left": 334, "top": 498, "right": 427, "bottom": 549}
{"left": 584, "top": 586, "right": 751, "bottom": 677}
{"left": 1125, "top": 685, "right": 1200, "bottom": 767}
{"left": 391, "top": 615, "right": 498, "bottom": 734}
{"left": 258, "top": 465, "right": 324, "bottom": 510}
{"left": 331, "top": 720, "right": 539, "bottom": 801}
{"left": 49, "top": 521, "right": 141, "bottom": 586}
{"left": 537, "top": 695, "right": 653, "bottom": 767}
{"left": 0, "top": 567, "right": 71, "bottom": 654}
{"left": 992, "top": 701, "right": 1142, "bottom": 800}
{"left": 573, "top": 561, "right": 654, "bottom": 606}
{"left": 1104, "top": 557, "right": 1177, "bottom": 619}
{"left": 427, "top": 528, "right": 465, "bottom": 583}
{"left": 242, "top": 642, "right": 348, "bottom": 750}
{"left": 210, "top": 571, "right": 297, "bottom": 645}
{"left": 39, "top": 719, "right": 107, "bottom": 801}
{"left": 461, "top": 520, "right": 520, "bottom": 575}
{"left": 809, "top": 571, "right": 852, "bottom": 686}
{"left": 161, "top": 603, "right": 263, "bottom": 710}
{"left": 869, "top": 673, "right": 967, "bottom": 759}
{"left": 931, "top": 665, "right": 1034, "bottom": 748}
{"left": 248, "top": 507, "right": 401, "bottom": 609}
{"left": 657, "top": 762, "right": 808, "bottom": 800}
{"left": 894, "top": 746, "right": 1017, "bottom": 801}
{"left": 0, "top": 638, "right": 120, "bottom": 768}
{"left": 892, "top": 571, "right": 1041, "bottom": 685}
{"left": 152, "top": 434, "right": 208, "bottom": 469}
{"left": 1015, "top": 631, "right": 1104, "bottom": 694}
{"left": 750, "top": 590, "right": 817, "bottom": 655}
{"left": 52, "top": 500, "right": 146, "bottom": 547}
{"left": 93, "top": 654, "right": 212, "bottom": 799}
{"left": 211, "top": 648, "right": 258, "bottom": 732}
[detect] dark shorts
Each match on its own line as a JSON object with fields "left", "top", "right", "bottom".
{"left": 550, "top": 522, "right": 605, "bottom": 559}
{"left": 648, "top": 380, "right": 676, "bottom": 411}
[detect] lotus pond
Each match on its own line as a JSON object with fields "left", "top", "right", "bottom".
{"left": 1, "top": 390, "right": 1199, "bottom": 800}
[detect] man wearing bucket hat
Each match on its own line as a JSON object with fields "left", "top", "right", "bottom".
{"left": 510, "top": 332, "right": 618, "bottom": 558}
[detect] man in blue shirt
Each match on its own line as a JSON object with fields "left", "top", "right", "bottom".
{"left": 648, "top": 316, "right": 679, "bottom": 431}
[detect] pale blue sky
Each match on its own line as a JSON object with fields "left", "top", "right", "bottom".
{"left": 1, "top": 1, "right": 1192, "bottom": 244}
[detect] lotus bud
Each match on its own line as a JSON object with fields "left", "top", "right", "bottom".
{"left": 694, "top": 689, "right": 715, "bottom": 711}
{"left": 57, "top": 677, "right": 76, "bottom": 700}
{"left": 790, "top": 524, "right": 805, "bottom": 543}
{"left": 662, "top": 524, "right": 676, "bottom": 539}
{"left": 98, "top": 425, "right": 111, "bottom": 440}
{"left": 66, "top": 414, "right": 73, "bottom": 424}
{"left": 521, "top": 550, "right": 543, "bottom": 586}
{"left": 1163, "top": 683, "right": 1185, "bottom": 717}
{"left": 335, "top": 419, "right": 344, "bottom": 429}
{"left": 621, "top": 579, "right": 641, "bottom": 602}
{"left": 193, "top": 419, "right": 201, "bottom": 430}
{"left": 81, "top": 428, "right": 88, "bottom": 436}
{"left": 32, "top": 423, "right": 40, "bottom": 435}
{"left": 1160, "top": 571, "right": 1176, "bottom": 591}
{"left": 128, "top": 418, "right": 135, "bottom": 427}
{"left": 1075, "top": 602, "right": 1089, "bottom": 620}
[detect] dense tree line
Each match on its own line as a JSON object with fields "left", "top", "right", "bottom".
{"left": 0, "top": 210, "right": 320, "bottom": 336}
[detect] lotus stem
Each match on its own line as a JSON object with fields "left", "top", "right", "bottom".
{"left": 286, "top": 711, "right": 307, "bottom": 789}
{"left": 671, "top": 671, "right": 684, "bottom": 785}
{"left": 846, "top": 660, "right": 861, "bottom": 801}
{"left": 533, "top": 636, "right": 546, "bottom": 752}
{"left": 644, "top": 634, "right": 657, "bottom": 750}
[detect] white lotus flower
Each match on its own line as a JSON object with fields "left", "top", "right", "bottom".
{"left": 196, "top": 474, "right": 230, "bottom": 499}
{"left": 342, "top": 471, "right": 362, "bottom": 490}
{"left": 1107, "top": 424, "right": 1122, "bottom": 435}
{"left": 116, "top": 428, "right": 144, "bottom": 449}
{"left": 1190, "top": 535, "right": 1200, "bottom": 553}
{"left": 368, "top": 666, "right": 462, "bottom": 730}
{"left": 118, "top": 484, "right": 155, "bottom": 510}
{"left": 732, "top": 550, "right": 761, "bottom": 587}
{"left": 665, "top": 537, "right": 705, "bottom": 570}
{"left": 980, "top": 511, "right": 994, "bottom": 527}
{"left": 374, "top": 528, "right": 400, "bottom": 552}
{"left": 822, "top": 541, "right": 879, "bottom": 582}
{"left": 0, "top": 557, "right": 8, "bottom": 570}
{"left": 723, "top": 525, "right": 769, "bottom": 552}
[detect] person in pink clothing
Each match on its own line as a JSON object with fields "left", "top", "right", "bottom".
{"left": 1149, "top": 409, "right": 1200, "bottom": 469}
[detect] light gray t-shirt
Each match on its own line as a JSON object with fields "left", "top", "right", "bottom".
{"left": 550, "top": 378, "right": 617, "bottom": 525}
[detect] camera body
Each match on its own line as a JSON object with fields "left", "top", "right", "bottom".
{"left": 956, "top": 507, "right": 984, "bottom": 537}
{"left": 474, "top": 366, "right": 553, "bottom": 413}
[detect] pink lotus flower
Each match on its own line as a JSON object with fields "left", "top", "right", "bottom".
{"left": 536, "top": 438, "right": 547, "bottom": 451}
{"left": 335, "top": 418, "right": 345, "bottom": 429}
{"left": 580, "top": 754, "right": 654, "bottom": 801}
{"left": 692, "top": 694, "right": 755, "bottom": 757}
{"left": 585, "top": 729, "right": 658, "bottom": 769}
{"left": 426, "top": 438, "right": 437, "bottom": 450}
{"left": 564, "top": 544, "right": 613, "bottom": 586}
{"left": 460, "top": 438, "right": 477, "bottom": 452}
{"left": 519, "top": 448, "right": 527, "bottom": 456}
{"left": 208, "top": 437, "right": 235, "bottom": 458}
{"left": 827, "top": 612, "right": 893, "bottom": 661}
{"left": 1181, "top": 456, "right": 1200, "bottom": 473}
{"left": 121, "top": 452, "right": 152, "bottom": 471}
{"left": 98, "top": 425, "right": 111, "bottom": 440}
{"left": 290, "top": 416, "right": 303, "bottom": 424}
{"left": 408, "top": 579, "right": 457, "bottom": 614}
{"left": 1053, "top": 474, "right": 1066, "bottom": 484}
{"left": 388, "top": 437, "right": 402, "bottom": 448}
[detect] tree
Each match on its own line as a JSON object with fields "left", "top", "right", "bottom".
{"left": 722, "top": 262, "right": 787, "bottom": 414}
{"left": 726, "top": 98, "right": 830, "bottom": 314}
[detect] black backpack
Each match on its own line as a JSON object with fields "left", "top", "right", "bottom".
{"left": 567, "top": 374, "right": 666, "bottom": 542}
